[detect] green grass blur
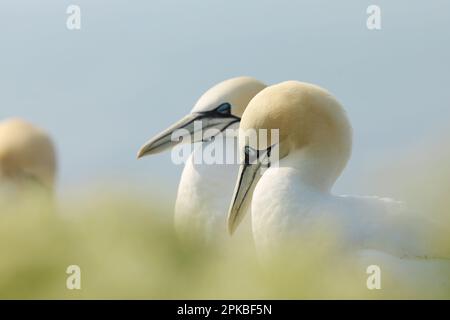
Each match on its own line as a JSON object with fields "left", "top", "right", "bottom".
{"left": 1, "top": 138, "right": 450, "bottom": 299}
{"left": 0, "top": 195, "right": 356, "bottom": 299}
{"left": 0, "top": 186, "right": 448, "bottom": 299}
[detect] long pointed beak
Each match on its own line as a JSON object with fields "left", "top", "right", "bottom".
{"left": 137, "top": 111, "right": 240, "bottom": 158}
{"left": 227, "top": 161, "right": 262, "bottom": 235}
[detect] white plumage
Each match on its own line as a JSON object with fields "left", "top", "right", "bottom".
{"left": 174, "top": 138, "right": 242, "bottom": 242}
{"left": 227, "top": 81, "right": 450, "bottom": 288}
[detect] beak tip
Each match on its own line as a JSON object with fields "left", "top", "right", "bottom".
{"left": 136, "top": 149, "right": 146, "bottom": 159}
{"left": 137, "top": 145, "right": 154, "bottom": 159}
{"left": 137, "top": 141, "right": 157, "bottom": 159}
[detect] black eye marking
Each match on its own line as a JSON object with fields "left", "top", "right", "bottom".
{"left": 265, "top": 146, "right": 272, "bottom": 168}
{"left": 244, "top": 146, "right": 258, "bottom": 165}
{"left": 266, "top": 145, "right": 272, "bottom": 158}
{"left": 244, "top": 145, "right": 273, "bottom": 167}
{"left": 215, "top": 103, "right": 232, "bottom": 115}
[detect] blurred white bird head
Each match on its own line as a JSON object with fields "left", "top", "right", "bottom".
{"left": 0, "top": 118, "right": 57, "bottom": 196}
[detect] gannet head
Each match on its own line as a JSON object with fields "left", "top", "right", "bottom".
{"left": 137, "top": 76, "right": 266, "bottom": 158}
{"left": 227, "top": 81, "right": 352, "bottom": 234}
{"left": 0, "top": 118, "right": 57, "bottom": 192}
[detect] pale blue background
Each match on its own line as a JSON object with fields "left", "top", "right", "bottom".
{"left": 1, "top": 1, "right": 449, "bottom": 199}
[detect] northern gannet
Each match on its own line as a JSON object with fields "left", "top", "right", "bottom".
{"left": 0, "top": 118, "right": 57, "bottom": 205}
{"left": 138, "top": 77, "right": 266, "bottom": 242}
{"left": 227, "top": 81, "right": 449, "bottom": 266}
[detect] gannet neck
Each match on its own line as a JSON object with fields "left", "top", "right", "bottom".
{"left": 175, "top": 135, "right": 241, "bottom": 242}
{"left": 278, "top": 147, "right": 346, "bottom": 192}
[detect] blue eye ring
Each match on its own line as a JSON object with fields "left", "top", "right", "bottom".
{"left": 216, "top": 103, "right": 232, "bottom": 115}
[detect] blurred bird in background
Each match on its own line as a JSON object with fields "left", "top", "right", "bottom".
{"left": 0, "top": 118, "right": 57, "bottom": 209}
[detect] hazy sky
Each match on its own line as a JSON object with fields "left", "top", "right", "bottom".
{"left": 1, "top": 1, "right": 449, "bottom": 199}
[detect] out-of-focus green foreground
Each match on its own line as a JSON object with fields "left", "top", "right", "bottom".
{"left": 0, "top": 192, "right": 362, "bottom": 299}
{"left": 1, "top": 139, "right": 450, "bottom": 299}
{"left": 0, "top": 188, "right": 448, "bottom": 300}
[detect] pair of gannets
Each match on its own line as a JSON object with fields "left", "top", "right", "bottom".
{"left": 0, "top": 118, "right": 57, "bottom": 204}
{"left": 138, "top": 78, "right": 449, "bottom": 264}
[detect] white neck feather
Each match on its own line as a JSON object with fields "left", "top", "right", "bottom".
{"left": 279, "top": 143, "right": 350, "bottom": 193}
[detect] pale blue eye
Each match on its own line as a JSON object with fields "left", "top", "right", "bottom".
{"left": 216, "top": 103, "right": 231, "bottom": 115}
